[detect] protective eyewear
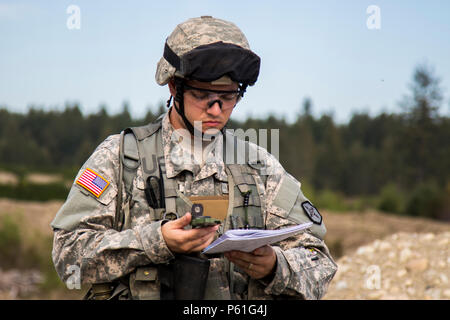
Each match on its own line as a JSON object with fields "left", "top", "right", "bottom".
{"left": 184, "top": 84, "right": 241, "bottom": 110}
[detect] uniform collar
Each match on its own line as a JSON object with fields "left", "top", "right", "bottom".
{"left": 162, "top": 110, "right": 228, "bottom": 182}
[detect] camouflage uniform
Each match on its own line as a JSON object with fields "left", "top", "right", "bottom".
{"left": 52, "top": 15, "right": 337, "bottom": 299}
{"left": 51, "top": 111, "right": 337, "bottom": 299}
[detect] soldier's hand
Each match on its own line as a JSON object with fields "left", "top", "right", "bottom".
{"left": 224, "top": 245, "right": 277, "bottom": 280}
{"left": 161, "top": 212, "right": 219, "bottom": 254}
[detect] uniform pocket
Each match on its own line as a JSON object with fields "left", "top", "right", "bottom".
{"left": 134, "top": 173, "right": 166, "bottom": 222}
{"left": 129, "top": 266, "right": 160, "bottom": 300}
{"left": 230, "top": 184, "right": 264, "bottom": 229}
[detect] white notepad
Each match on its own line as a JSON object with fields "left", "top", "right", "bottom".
{"left": 202, "top": 222, "right": 313, "bottom": 254}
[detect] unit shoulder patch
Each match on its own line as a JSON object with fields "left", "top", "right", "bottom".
{"left": 76, "top": 168, "right": 110, "bottom": 198}
{"left": 301, "top": 201, "right": 322, "bottom": 225}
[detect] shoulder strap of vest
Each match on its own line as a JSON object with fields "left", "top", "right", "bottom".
{"left": 130, "top": 120, "right": 163, "bottom": 141}
{"left": 115, "top": 116, "right": 163, "bottom": 231}
{"left": 116, "top": 117, "right": 269, "bottom": 230}
{"left": 87, "top": 117, "right": 165, "bottom": 299}
{"left": 133, "top": 123, "right": 177, "bottom": 215}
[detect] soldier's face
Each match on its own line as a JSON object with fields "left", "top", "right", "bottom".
{"left": 169, "top": 79, "right": 238, "bottom": 133}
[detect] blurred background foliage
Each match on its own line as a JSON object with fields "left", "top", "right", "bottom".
{"left": 0, "top": 63, "right": 449, "bottom": 221}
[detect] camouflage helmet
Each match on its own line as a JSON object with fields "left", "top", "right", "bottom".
{"left": 155, "top": 16, "right": 258, "bottom": 86}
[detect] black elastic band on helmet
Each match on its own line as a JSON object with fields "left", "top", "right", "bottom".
{"left": 164, "top": 41, "right": 260, "bottom": 86}
{"left": 164, "top": 41, "right": 181, "bottom": 70}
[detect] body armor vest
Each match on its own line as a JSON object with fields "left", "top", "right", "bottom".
{"left": 113, "top": 118, "right": 268, "bottom": 299}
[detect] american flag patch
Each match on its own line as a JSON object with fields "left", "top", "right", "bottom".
{"left": 76, "top": 168, "right": 110, "bottom": 198}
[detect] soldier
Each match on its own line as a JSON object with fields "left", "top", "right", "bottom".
{"left": 51, "top": 16, "right": 337, "bottom": 300}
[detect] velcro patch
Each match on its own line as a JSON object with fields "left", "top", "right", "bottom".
{"left": 301, "top": 201, "right": 322, "bottom": 225}
{"left": 76, "top": 168, "right": 110, "bottom": 198}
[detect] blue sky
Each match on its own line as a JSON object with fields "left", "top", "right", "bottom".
{"left": 1, "top": 0, "right": 449, "bottom": 123}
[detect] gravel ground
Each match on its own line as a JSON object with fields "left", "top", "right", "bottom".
{"left": 324, "top": 232, "right": 450, "bottom": 300}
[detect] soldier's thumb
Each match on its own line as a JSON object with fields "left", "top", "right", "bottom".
{"left": 173, "top": 212, "right": 191, "bottom": 228}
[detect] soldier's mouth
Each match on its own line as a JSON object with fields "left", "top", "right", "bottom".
{"left": 203, "top": 121, "right": 221, "bottom": 127}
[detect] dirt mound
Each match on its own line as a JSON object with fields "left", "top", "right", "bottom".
{"left": 321, "top": 210, "right": 450, "bottom": 258}
{"left": 324, "top": 232, "right": 450, "bottom": 299}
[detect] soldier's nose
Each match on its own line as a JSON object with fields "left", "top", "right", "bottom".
{"left": 206, "top": 100, "right": 223, "bottom": 115}
{"left": 207, "top": 99, "right": 223, "bottom": 109}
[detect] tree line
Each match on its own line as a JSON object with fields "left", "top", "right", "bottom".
{"left": 0, "top": 64, "right": 449, "bottom": 220}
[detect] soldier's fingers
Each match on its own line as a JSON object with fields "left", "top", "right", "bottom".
{"left": 225, "top": 252, "right": 253, "bottom": 266}
{"left": 226, "top": 251, "right": 265, "bottom": 265}
{"left": 230, "top": 254, "right": 274, "bottom": 280}
{"left": 229, "top": 257, "right": 264, "bottom": 276}
{"left": 169, "top": 212, "right": 191, "bottom": 228}
{"left": 252, "top": 245, "right": 273, "bottom": 256}
{"left": 187, "top": 229, "right": 215, "bottom": 247}
{"left": 189, "top": 232, "right": 217, "bottom": 252}
{"left": 183, "top": 225, "right": 219, "bottom": 242}
{"left": 164, "top": 213, "right": 190, "bottom": 231}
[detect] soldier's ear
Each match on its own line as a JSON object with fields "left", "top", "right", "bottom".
{"left": 168, "top": 79, "right": 176, "bottom": 97}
